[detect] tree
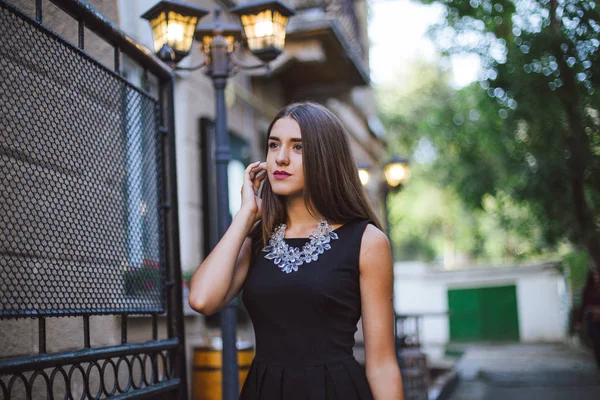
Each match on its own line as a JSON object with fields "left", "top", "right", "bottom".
{"left": 379, "top": 62, "right": 560, "bottom": 265}
{"left": 407, "top": 0, "right": 600, "bottom": 270}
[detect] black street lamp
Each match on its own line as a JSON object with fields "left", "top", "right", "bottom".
{"left": 381, "top": 155, "right": 412, "bottom": 396}
{"left": 142, "top": 2, "right": 296, "bottom": 399}
{"left": 381, "top": 155, "right": 410, "bottom": 265}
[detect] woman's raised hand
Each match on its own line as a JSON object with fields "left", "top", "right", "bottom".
{"left": 241, "top": 161, "right": 267, "bottom": 221}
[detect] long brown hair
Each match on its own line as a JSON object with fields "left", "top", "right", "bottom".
{"left": 251, "top": 102, "right": 382, "bottom": 251}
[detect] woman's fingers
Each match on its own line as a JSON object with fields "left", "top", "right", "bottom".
{"left": 253, "top": 169, "right": 267, "bottom": 191}
{"left": 245, "top": 161, "right": 261, "bottom": 181}
{"left": 246, "top": 161, "right": 261, "bottom": 170}
{"left": 243, "top": 161, "right": 267, "bottom": 200}
{"left": 248, "top": 162, "right": 266, "bottom": 185}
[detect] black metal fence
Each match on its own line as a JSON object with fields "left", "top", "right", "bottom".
{"left": 396, "top": 314, "right": 431, "bottom": 400}
{"left": 0, "top": 0, "right": 186, "bottom": 398}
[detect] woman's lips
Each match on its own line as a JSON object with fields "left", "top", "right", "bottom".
{"left": 273, "top": 171, "right": 291, "bottom": 180}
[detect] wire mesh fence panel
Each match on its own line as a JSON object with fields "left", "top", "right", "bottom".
{"left": 0, "top": 2, "right": 166, "bottom": 318}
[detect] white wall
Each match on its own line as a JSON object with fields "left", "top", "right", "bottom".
{"left": 517, "top": 274, "right": 568, "bottom": 342}
{"left": 394, "top": 262, "right": 450, "bottom": 362}
{"left": 394, "top": 262, "right": 568, "bottom": 363}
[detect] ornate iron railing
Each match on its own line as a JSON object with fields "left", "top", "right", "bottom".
{"left": 395, "top": 314, "right": 431, "bottom": 400}
{"left": 0, "top": 0, "right": 187, "bottom": 398}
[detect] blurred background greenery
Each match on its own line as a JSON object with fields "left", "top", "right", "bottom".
{"left": 374, "top": 0, "right": 599, "bottom": 273}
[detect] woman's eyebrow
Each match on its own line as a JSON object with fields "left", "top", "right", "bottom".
{"left": 268, "top": 136, "right": 302, "bottom": 142}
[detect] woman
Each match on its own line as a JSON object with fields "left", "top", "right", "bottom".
{"left": 189, "top": 102, "right": 404, "bottom": 399}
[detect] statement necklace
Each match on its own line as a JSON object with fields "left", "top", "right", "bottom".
{"left": 262, "top": 220, "right": 339, "bottom": 273}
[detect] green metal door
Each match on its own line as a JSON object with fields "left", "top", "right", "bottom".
{"left": 448, "top": 285, "right": 520, "bottom": 342}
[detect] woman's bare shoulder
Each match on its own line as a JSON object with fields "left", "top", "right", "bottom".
{"left": 361, "top": 223, "right": 389, "bottom": 246}
{"left": 359, "top": 223, "right": 391, "bottom": 271}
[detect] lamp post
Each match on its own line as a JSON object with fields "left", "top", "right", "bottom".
{"left": 142, "top": 2, "right": 296, "bottom": 399}
{"left": 382, "top": 155, "right": 410, "bottom": 244}
{"left": 381, "top": 156, "right": 410, "bottom": 338}
{"left": 381, "top": 156, "right": 416, "bottom": 399}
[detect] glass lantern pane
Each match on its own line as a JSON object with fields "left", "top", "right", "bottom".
{"left": 224, "top": 36, "right": 236, "bottom": 52}
{"left": 255, "top": 10, "right": 273, "bottom": 38}
{"left": 273, "top": 11, "right": 288, "bottom": 49}
{"left": 166, "top": 11, "right": 198, "bottom": 53}
{"left": 150, "top": 11, "right": 168, "bottom": 53}
{"left": 241, "top": 10, "right": 289, "bottom": 52}
{"left": 240, "top": 14, "right": 256, "bottom": 50}
{"left": 200, "top": 35, "right": 235, "bottom": 54}
{"left": 202, "top": 36, "right": 212, "bottom": 54}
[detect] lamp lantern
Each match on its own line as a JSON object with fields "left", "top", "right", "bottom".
{"left": 357, "top": 164, "right": 371, "bottom": 187}
{"left": 384, "top": 156, "right": 410, "bottom": 190}
{"left": 195, "top": 9, "right": 243, "bottom": 57}
{"left": 231, "top": 0, "right": 296, "bottom": 63}
{"left": 141, "top": 0, "right": 208, "bottom": 63}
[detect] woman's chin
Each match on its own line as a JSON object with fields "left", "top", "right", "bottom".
{"left": 272, "top": 189, "right": 294, "bottom": 196}
{"left": 270, "top": 186, "right": 303, "bottom": 198}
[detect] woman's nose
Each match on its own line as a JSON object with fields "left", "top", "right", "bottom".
{"left": 276, "top": 148, "right": 289, "bottom": 165}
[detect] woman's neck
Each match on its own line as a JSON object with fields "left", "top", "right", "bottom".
{"left": 283, "top": 195, "right": 323, "bottom": 237}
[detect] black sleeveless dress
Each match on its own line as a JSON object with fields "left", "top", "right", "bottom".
{"left": 240, "top": 220, "right": 375, "bottom": 400}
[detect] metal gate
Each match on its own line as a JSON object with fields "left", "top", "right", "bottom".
{"left": 448, "top": 285, "right": 520, "bottom": 342}
{"left": 0, "top": 0, "right": 187, "bottom": 398}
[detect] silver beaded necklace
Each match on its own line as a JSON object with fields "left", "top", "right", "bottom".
{"left": 262, "top": 220, "right": 339, "bottom": 273}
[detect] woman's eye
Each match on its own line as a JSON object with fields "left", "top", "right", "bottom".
{"left": 268, "top": 142, "right": 278, "bottom": 149}
{"left": 293, "top": 144, "right": 303, "bottom": 151}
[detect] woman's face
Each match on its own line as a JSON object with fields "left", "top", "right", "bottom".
{"left": 266, "top": 117, "right": 304, "bottom": 198}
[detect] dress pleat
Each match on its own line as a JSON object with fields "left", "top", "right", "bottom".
{"left": 256, "top": 362, "right": 267, "bottom": 399}
{"left": 282, "top": 367, "right": 309, "bottom": 400}
{"left": 259, "top": 364, "right": 283, "bottom": 399}
{"left": 305, "top": 365, "right": 326, "bottom": 400}
{"left": 341, "top": 358, "right": 373, "bottom": 400}
{"left": 327, "top": 362, "right": 361, "bottom": 400}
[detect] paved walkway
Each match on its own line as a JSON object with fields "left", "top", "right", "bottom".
{"left": 447, "top": 343, "right": 600, "bottom": 400}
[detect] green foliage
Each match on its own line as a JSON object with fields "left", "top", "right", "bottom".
{"left": 386, "top": 159, "right": 560, "bottom": 263}
{"left": 388, "top": 164, "right": 475, "bottom": 262}
{"left": 388, "top": 0, "right": 600, "bottom": 265}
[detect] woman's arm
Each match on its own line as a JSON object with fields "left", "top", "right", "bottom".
{"left": 188, "top": 161, "right": 266, "bottom": 315}
{"left": 188, "top": 211, "right": 254, "bottom": 315}
{"left": 360, "top": 224, "right": 404, "bottom": 400}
